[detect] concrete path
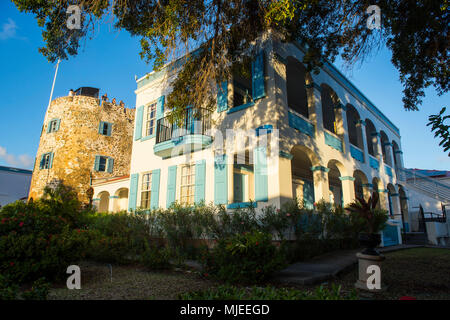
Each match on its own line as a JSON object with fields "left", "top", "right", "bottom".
{"left": 274, "top": 244, "right": 423, "bottom": 285}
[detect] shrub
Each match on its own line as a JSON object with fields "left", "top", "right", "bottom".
{"left": 22, "top": 277, "right": 51, "bottom": 300}
{"left": 202, "top": 231, "right": 286, "bottom": 284}
{"left": 0, "top": 274, "right": 19, "bottom": 300}
{"left": 141, "top": 244, "right": 172, "bottom": 270}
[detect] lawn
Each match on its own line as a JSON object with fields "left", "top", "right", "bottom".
{"left": 48, "top": 248, "right": 450, "bottom": 300}
{"left": 296, "top": 247, "right": 450, "bottom": 300}
{"left": 48, "top": 261, "right": 216, "bottom": 300}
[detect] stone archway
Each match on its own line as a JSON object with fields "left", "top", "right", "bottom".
{"left": 113, "top": 188, "right": 129, "bottom": 212}
{"left": 98, "top": 191, "right": 110, "bottom": 213}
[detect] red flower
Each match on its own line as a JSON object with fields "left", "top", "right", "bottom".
{"left": 286, "top": 213, "right": 291, "bottom": 217}
{"left": 10, "top": 262, "right": 14, "bottom": 267}
{"left": 256, "top": 269, "right": 261, "bottom": 273}
{"left": 255, "top": 242, "right": 259, "bottom": 246}
{"left": 399, "top": 296, "right": 416, "bottom": 300}
{"left": 19, "top": 222, "right": 24, "bottom": 227}
{"left": 204, "top": 273, "right": 209, "bottom": 277}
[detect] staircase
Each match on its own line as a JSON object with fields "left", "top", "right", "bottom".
{"left": 396, "top": 168, "right": 450, "bottom": 202}
{"left": 403, "top": 232, "right": 428, "bottom": 245}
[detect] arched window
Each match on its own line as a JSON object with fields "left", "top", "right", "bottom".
{"left": 346, "top": 104, "right": 363, "bottom": 149}
{"left": 321, "top": 85, "right": 338, "bottom": 134}
{"left": 365, "top": 119, "right": 377, "bottom": 156}
{"left": 392, "top": 141, "right": 401, "bottom": 169}
{"left": 286, "top": 57, "right": 309, "bottom": 118}
{"left": 380, "top": 131, "right": 392, "bottom": 166}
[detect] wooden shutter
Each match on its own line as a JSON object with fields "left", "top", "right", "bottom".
{"left": 214, "top": 154, "right": 228, "bottom": 204}
{"left": 217, "top": 81, "right": 228, "bottom": 112}
{"left": 254, "top": 146, "right": 268, "bottom": 202}
{"left": 134, "top": 106, "right": 144, "bottom": 140}
{"left": 194, "top": 160, "right": 206, "bottom": 203}
{"left": 150, "top": 169, "right": 161, "bottom": 209}
{"left": 251, "top": 51, "right": 265, "bottom": 100}
{"left": 166, "top": 165, "right": 177, "bottom": 208}
{"left": 128, "top": 173, "right": 139, "bottom": 212}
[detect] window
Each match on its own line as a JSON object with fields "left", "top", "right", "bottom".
{"left": 145, "top": 101, "right": 157, "bottom": 137}
{"left": 321, "top": 85, "right": 338, "bottom": 134}
{"left": 140, "top": 173, "right": 152, "bottom": 209}
{"left": 94, "top": 156, "right": 114, "bottom": 172}
{"left": 99, "top": 122, "right": 112, "bottom": 136}
{"left": 233, "top": 151, "right": 254, "bottom": 203}
{"left": 286, "top": 57, "right": 309, "bottom": 118}
{"left": 180, "top": 164, "right": 195, "bottom": 205}
{"left": 47, "top": 119, "right": 60, "bottom": 133}
{"left": 232, "top": 59, "right": 253, "bottom": 108}
{"left": 39, "top": 152, "right": 53, "bottom": 169}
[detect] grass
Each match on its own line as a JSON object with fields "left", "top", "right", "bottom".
{"left": 48, "top": 261, "right": 216, "bottom": 300}
{"left": 284, "top": 247, "right": 450, "bottom": 300}
{"left": 48, "top": 248, "right": 450, "bottom": 300}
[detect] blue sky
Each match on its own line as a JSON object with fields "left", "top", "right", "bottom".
{"left": 0, "top": 1, "right": 448, "bottom": 171}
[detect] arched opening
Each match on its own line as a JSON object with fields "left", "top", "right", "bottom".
{"left": 372, "top": 177, "right": 382, "bottom": 209}
{"left": 353, "top": 170, "right": 369, "bottom": 200}
{"left": 113, "top": 188, "right": 129, "bottom": 212}
{"left": 286, "top": 57, "right": 309, "bottom": 118}
{"left": 320, "top": 84, "right": 339, "bottom": 134}
{"left": 291, "top": 146, "right": 317, "bottom": 209}
{"left": 346, "top": 104, "right": 364, "bottom": 150}
{"left": 98, "top": 191, "right": 110, "bottom": 213}
{"left": 398, "top": 185, "right": 409, "bottom": 231}
{"left": 387, "top": 183, "right": 397, "bottom": 218}
{"left": 392, "top": 141, "right": 401, "bottom": 171}
{"left": 365, "top": 119, "right": 377, "bottom": 157}
{"left": 380, "top": 131, "right": 392, "bottom": 166}
{"left": 327, "top": 160, "right": 344, "bottom": 207}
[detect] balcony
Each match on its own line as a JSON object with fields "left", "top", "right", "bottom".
{"left": 154, "top": 107, "right": 213, "bottom": 157}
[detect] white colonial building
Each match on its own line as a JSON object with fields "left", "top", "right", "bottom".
{"left": 0, "top": 165, "right": 32, "bottom": 207}
{"left": 92, "top": 34, "right": 449, "bottom": 246}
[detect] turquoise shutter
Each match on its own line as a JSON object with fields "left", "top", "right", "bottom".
{"left": 150, "top": 169, "right": 161, "bottom": 209}
{"left": 217, "top": 81, "right": 228, "bottom": 112}
{"left": 48, "top": 152, "right": 54, "bottom": 169}
{"left": 303, "top": 180, "right": 315, "bottom": 209}
{"left": 214, "top": 154, "right": 228, "bottom": 204}
{"left": 134, "top": 106, "right": 144, "bottom": 140}
{"left": 46, "top": 121, "right": 51, "bottom": 133}
{"left": 55, "top": 119, "right": 60, "bottom": 131}
{"left": 39, "top": 154, "right": 45, "bottom": 169}
{"left": 94, "top": 155, "right": 100, "bottom": 171}
{"left": 156, "top": 95, "right": 165, "bottom": 119}
{"left": 129, "top": 173, "right": 139, "bottom": 212}
{"left": 106, "top": 123, "right": 112, "bottom": 136}
{"left": 195, "top": 160, "right": 206, "bottom": 203}
{"left": 166, "top": 165, "right": 177, "bottom": 208}
{"left": 107, "top": 157, "right": 114, "bottom": 173}
{"left": 251, "top": 51, "right": 265, "bottom": 100}
{"left": 254, "top": 146, "right": 268, "bottom": 202}
{"left": 98, "top": 121, "right": 104, "bottom": 134}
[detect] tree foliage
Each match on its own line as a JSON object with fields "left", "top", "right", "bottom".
{"left": 12, "top": 0, "right": 449, "bottom": 118}
{"left": 427, "top": 107, "right": 450, "bottom": 156}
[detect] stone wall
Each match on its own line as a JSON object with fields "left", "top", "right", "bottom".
{"left": 29, "top": 95, "right": 135, "bottom": 203}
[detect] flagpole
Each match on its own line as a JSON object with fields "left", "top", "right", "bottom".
{"left": 47, "top": 58, "right": 61, "bottom": 109}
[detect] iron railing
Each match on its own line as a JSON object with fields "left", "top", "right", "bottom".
{"left": 156, "top": 107, "right": 212, "bottom": 144}
{"left": 396, "top": 167, "right": 450, "bottom": 202}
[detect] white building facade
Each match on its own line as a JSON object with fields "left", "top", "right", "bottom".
{"left": 94, "top": 35, "right": 411, "bottom": 245}
{"left": 0, "top": 166, "right": 32, "bottom": 207}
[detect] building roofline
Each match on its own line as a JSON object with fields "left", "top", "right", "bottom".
{"left": 0, "top": 166, "right": 32, "bottom": 175}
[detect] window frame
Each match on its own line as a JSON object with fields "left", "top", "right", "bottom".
{"left": 40, "top": 152, "right": 53, "bottom": 170}
{"left": 140, "top": 172, "right": 152, "bottom": 209}
{"left": 47, "top": 119, "right": 60, "bottom": 133}
{"left": 144, "top": 101, "right": 158, "bottom": 138}
{"left": 179, "top": 164, "right": 196, "bottom": 206}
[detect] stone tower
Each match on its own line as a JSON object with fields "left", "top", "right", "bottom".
{"left": 29, "top": 89, "right": 135, "bottom": 203}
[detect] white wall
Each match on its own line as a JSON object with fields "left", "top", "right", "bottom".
{"left": 0, "top": 168, "right": 32, "bottom": 207}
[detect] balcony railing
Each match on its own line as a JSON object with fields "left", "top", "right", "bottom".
{"left": 156, "top": 107, "right": 212, "bottom": 144}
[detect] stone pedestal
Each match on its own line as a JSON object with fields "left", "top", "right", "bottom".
{"left": 355, "top": 252, "right": 386, "bottom": 292}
